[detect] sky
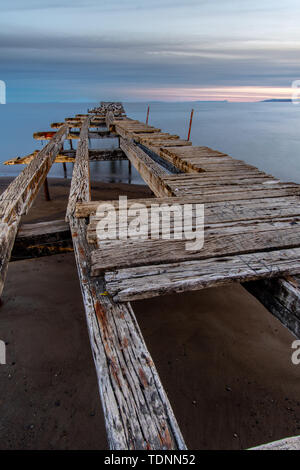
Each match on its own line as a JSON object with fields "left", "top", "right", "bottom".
{"left": 1, "top": 0, "right": 300, "bottom": 102}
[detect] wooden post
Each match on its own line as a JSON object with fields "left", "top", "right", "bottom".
{"left": 63, "top": 162, "right": 67, "bottom": 178}
{"left": 187, "top": 108, "right": 194, "bottom": 141}
{"left": 146, "top": 105, "right": 150, "bottom": 125}
{"left": 128, "top": 160, "right": 132, "bottom": 184}
{"left": 43, "top": 177, "right": 51, "bottom": 201}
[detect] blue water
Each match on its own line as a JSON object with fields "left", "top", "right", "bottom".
{"left": 0, "top": 102, "right": 300, "bottom": 184}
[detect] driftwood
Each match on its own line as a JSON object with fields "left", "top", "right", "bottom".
{"left": 0, "top": 124, "right": 68, "bottom": 296}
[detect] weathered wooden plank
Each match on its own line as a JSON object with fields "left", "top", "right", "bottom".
{"left": 104, "top": 248, "right": 300, "bottom": 302}
{"left": 67, "top": 117, "right": 187, "bottom": 450}
{"left": 243, "top": 276, "right": 300, "bottom": 338}
{"left": 11, "top": 219, "right": 72, "bottom": 260}
{"left": 115, "top": 124, "right": 161, "bottom": 140}
{"left": 0, "top": 124, "right": 69, "bottom": 296}
{"left": 51, "top": 121, "right": 106, "bottom": 129}
{"left": 155, "top": 145, "right": 267, "bottom": 174}
{"left": 66, "top": 118, "right": 91, "bottom": 220}
{"left": 120, "top": 138, "right": 173, "bottom": 197}
{"left": 147, "top": 140, "right": 192, "bottom": 148}
{"left": 90, "top": 218, "right": 300, "bottom": 274}
{"left": 4, "top": 149, "right": 127, "bottom": 165}
{"left": 250, "top": 435, "right": 300, "bottom": 450}
{"left": 76, "top": 194, "right": 300, "bottom": 218}
{"left": 87, "top": 196, "right": 300, "bottom": 243}
{"left": 133, "top": 133, "right": 180, "bottom": 144}
{"left": 33, "top": 130, "right": 114, "bottom": 140}
{"left": 106, "top": 111, "right": 116, "bottom": 132}
{"left": 165, "top": 181, "right": 300, "bottom": 198}
{"left": 71, "top": 217, "right": 187, "bottom": 449}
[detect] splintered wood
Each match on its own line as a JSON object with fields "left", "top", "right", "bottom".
{"left": 66, "top": 113, "right": 186, "bottom": 450}
{"left": 84, "top": 125, "right": 300, "bottom": 305}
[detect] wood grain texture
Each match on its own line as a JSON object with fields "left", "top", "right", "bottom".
{"left": 105, "top": 248, "right": 300, "bottom": 302}
{"left": 250, "top": 435, "right": 300, "bottom": 450}
{"left": 66, "top": 117, "right": 91, "bottom": 219}
{"left": 12, "top": 219, "right": 72, "bottom": 260}
{"left": 243, "top": 276, "right": 300, "bottom": 338}
{"left": 67, "top": 114, "right": 186, "bottom": 450}
{"left": 4, "top": 149, "right": 127, "bottom": 165}
{"left": 120, "top": 138, "right": 173, "bottom": 197}
{"left": 87, "top": 196, "right": 300, "bottom": 244}
{"left": 34, "top": 130, "right": 113, "bottom": 140}
{"left": 91, "top": 218, "right": 300, "bottom": 274}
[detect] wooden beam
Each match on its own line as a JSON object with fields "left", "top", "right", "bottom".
{"left": 4, "top": 149, "right": 127, "bottom": 166}
{"left": 120, "top": 138, "right": 173, "bottom": 197}
{"left": 90, "top": 218, "right": 300, "bottom": 274}
{"left": 0, "top": 124, "right": 68, "bottom": 296}
{"left": 67, "top": 117, "right": 186, "bottom": 450}
{"left": 87, "top": 196, "right": 300, "bottom": 244}
{"left": 66, "top": 118, "right": 91, "bottom": 220}
{"left": 11, "top": 219, "right": 72, "bottom": 260}
{"left": 75, "top": 195, "right": 300, "bottom": 218}
{"left": 33, "top": 130, "right": 114, "bottom": 140}
{"left": 104, "top": 248, "right": 300, "bottom": 302}
{"left": 250, "top": 435, "right": 300, "bottom": 450}
{"left": 51, "top": 121, "right": 106, "bottom": 129}
{"left": 243, "top": 276, "right": 300, "bottom": 338}
{"left": 106, "top": 111, "right": 115, "bottom": 132}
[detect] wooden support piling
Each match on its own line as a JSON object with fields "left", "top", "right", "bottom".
{"left": 187, "top": 108, "right": 194, "bottom": 141}
{"left": 43, "top": 178, "right": 51, "bottom": 201}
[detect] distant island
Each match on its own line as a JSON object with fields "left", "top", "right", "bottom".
{"left": 261, "top": 99, "right": 292, "bottom": 102}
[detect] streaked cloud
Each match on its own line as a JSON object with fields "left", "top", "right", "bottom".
{"left": 1, "top": 0, "right": 300, "bottom": 101}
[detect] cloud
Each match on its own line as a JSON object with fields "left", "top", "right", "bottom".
{"left": 1, "top": 0, "right": 206, "bottom": 12}
{"left": 1, "top": 0, "right": 300, "bottom": 101}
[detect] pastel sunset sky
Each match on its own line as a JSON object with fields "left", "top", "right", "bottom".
{"left": 1, "top": 0, "right": 300, "bottom": 102}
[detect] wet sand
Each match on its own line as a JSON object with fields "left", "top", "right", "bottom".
{"left": 0, "top": 176, "right": 299, "bottom": 449}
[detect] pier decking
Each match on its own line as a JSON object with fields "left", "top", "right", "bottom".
{"left": 1, "top": 102, "right": 300, "bottom": 449}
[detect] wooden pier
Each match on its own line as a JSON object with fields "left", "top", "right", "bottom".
{"left": 1, "top": 102, "right": 300, "bottom": 449}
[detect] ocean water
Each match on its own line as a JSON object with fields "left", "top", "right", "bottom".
{"left": 0, "top": 101, "right": 300, "bottom": 184}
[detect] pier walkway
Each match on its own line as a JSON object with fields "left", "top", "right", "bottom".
{"left": 1, "top": 102, "right": 299, "bottom": 450}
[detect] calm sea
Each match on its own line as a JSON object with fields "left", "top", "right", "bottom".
{"left": 0, "top": 101, "right": 299, "bottom": 184}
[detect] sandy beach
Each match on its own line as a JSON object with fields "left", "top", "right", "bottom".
{"left": 0, "top": 176, "right": 299, "bottom": 450}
